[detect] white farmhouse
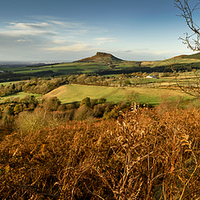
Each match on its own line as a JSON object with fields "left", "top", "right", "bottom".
{"left": 146, "top": 75, "right": 159, "bottom": 79}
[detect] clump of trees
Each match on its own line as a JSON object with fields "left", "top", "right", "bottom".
{"left": 0, "top": 77, "right": 67, "bottom": 97}
{"left": 0, "top": 94, "right": 133, "bottom": 135}
{"left": 0, "top": 83, "right": 22, "bottom": 97}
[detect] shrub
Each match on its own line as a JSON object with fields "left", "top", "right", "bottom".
{"left": 43, "top": 97, "right": 61, "bottom": 111}
{"left": 16, "top": 108, "right": 61, "bottom": 133}
{"left": 80, "top": 97, "right": 91, "bottom": 107}
{"left": 52, "top": 110, "right": 74, "bottom": 122}
{"left": 93, "top": 104, "right": 105, "bottom": 118}
{"left": 57, "top": 104, "right": 66, "bottom": 112}
{"left": 3, "top": 105, "right": 13, "bottom": 116}
{"left": 98, "top": 97, "right": 107, "bottom": 104}
{"left": 13, "top": 104, "right": 23, "bottom": 114}
{"left": 117, "top": 101, "right": 128, "bottom": 109}
{"left": 103, "top": 106, "right": 120, "bottom": 119}
{"left": 104, "top": 102, "right": 115, "bottom": 112}
{"left": 65, "top": 103, "right": 75, "bottom": 110}
{"left": 90, "top": 99, "right": 98, "bottom": 108}
{"left": 73, "top": 105, "right": 94, "bottom": 121}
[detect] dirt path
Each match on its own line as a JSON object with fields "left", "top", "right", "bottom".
{"left": 102, "top": 88, "right": 121, "bottom": 98}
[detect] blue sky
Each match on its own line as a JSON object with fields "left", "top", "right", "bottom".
{"left": 0, "top": 0, "right": 199, "bottom": 62}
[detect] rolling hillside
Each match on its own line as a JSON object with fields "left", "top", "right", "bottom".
{"left": 141, "top": 52, "right": 200, "bottom": 68}
{"left": 41, "top": 84, "right": 193, "bottom": 105}
{"left": 172, "top": 52, "right": 200, "bottom": 60}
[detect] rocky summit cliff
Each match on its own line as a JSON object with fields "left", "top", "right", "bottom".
{"left": 75, "top": 52, "right": 124, "bottom": 63}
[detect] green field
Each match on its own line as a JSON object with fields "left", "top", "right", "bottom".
{"left": 41, "top": 84, "right": 193, "bottom": 105}
{"left": 8, "top": 62, "right": 110, "bottom": 74}
{"left": 149, "top": 58, "right": 200, "bottom": 67}
{"left": 0, "top": 82, "right": 193, "bottom": 106}
{"left": 0, "top": 92, "right": 42, "bottom": 102}
{"left": 0, "top": 81, "right": 20, "bottom": 86}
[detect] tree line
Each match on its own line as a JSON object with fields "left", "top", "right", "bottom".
{"left": 0, "top": 71, "right": 177, "bottom": 98}
{"left": 0, "top": 77, "right": 67, "bottom": 97}
{"left": 0, "top": 93, "right": 137, "bottom": 136}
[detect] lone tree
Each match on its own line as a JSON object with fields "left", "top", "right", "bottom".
{"left": 175, "top": 0, "right": 200, "bottom": 97}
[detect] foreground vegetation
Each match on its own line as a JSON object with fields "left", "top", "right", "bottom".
{"left": 0, "top": 104, "right": 200, "bottom": 199}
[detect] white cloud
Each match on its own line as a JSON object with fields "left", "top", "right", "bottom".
{"left": 17, "top": 37, "right": 34, "bottom": 43}
{"left": 4, "top": 21, "right": 58, "bottom": 37}
{"left": 48, "top": 20, "right": 84, "bottom": 29}
{"left": 94, "top": 37, "right": 117, "bottom": 45}
{"left": 1, "top": 20, "right": 104, "bottom": 40}
{"left": 0, "top": 20, "right": 90, "bottom": 51}
{"left": 45, "top": 43, "right": 94, "bottom": 52}
{"left": 0, "top": 17, "right": 111, "bottom": 61}
{"left": 8, "top": 22, "right": 51, "bottom": 30}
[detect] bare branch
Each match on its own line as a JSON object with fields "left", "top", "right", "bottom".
{"left": 84, "top": 182, "right": 105, "bottom": 200}
{"left": 175, "top": 0, "right": 200, "bottom": 51}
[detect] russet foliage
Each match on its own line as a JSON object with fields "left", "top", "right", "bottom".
{"left": 0, "top": 106, "right": 200, "bottom": 199}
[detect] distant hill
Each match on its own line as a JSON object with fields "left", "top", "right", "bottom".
{"left": 172, "top": 52, "right": 200, "bottom": 60}
{"left": 75, "top": 52, "right": 124, "bottom": 63}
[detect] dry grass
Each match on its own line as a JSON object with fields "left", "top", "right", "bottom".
{"left": 0, "top": 107, "right": 200, "bottom": 199}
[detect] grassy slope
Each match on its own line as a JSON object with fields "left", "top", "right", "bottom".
{"left": 42, "top": 84, "right": 193, "bottom": 105}
{"left": 0, "top": 92, "right": 42, "bottom": 102}
{"left": 8, "top": 62, "right": 109, "bottom": 74}
{"left": 181, "top": 52, "right": 200, "bottom": 59}
{"left": 0, "top": 81, "right": 20, "bottom": 86}
{"left": 144, "top": 58, "right": 200, "bottom": 68}
{"left": 141, "top": 52, "right": 200, "bottom": 67}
